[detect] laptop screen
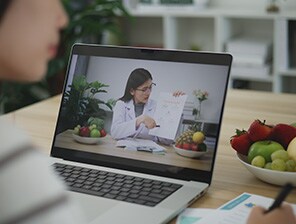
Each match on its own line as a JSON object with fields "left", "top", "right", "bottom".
{"left": 51, "top": 44, "right": 232, "bottom": 184}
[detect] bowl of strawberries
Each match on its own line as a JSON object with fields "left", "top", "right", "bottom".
{"left": 231, "top": 119, "right": 296, "bottom": 186}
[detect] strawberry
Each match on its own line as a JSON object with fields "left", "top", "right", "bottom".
{"left": 230, "top": 129, "right": 252, "bottom": 155}
{"left": 191, "top": 143, "right": 198, "bottom": 151}
{"left": 182, "top": 143, "right": 191, "bottom": 150}
{"left": 270, "top": 123, "right": 296, "bottom": 148}
{"left": 248, "top": 119, "right": 273, "bottom": 142}
{"left": 175, "top": 143, "right": 183, "bottom": 149}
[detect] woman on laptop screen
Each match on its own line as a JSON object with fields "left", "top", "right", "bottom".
{"left": 111, "top": 68, "right": 183, "bottom": 143}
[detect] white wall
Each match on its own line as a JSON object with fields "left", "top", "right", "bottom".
{"left": 86, "top": 56, "right": 229, "bottom": 122}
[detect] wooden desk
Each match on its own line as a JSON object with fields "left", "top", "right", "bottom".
{"left": 2, "top": 89, "right": 296, "bottom": 221}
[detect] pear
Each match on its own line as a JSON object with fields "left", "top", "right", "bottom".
{"left": 287, "top": 137, "right": 296, "bottom": 161}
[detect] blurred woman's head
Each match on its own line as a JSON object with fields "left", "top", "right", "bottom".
{"left": 0, "top": 0, "right": 68, "bottom": 82}
{"left": 120, "top": 68, "right": 155, "bottom": 104}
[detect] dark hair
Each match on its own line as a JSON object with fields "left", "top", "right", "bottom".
{"left": 0, "top": 0, "right": 11, "bottom": 21}
{"left": 119, "top": 68, "right": 153, "bottom": 102}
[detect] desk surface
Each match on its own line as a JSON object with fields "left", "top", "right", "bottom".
{"left": 2, "top": 89, "right": 296, "bottom": 222}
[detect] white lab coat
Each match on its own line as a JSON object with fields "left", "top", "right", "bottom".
{"left": 111, "top": 99, "right": 173, "bottom": 145}
{"left": 111, "top": 99, "right": 156, "bottom": 140}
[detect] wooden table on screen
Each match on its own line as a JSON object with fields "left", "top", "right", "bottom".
{"left": 54, "top": 130, "right": 213, "bottom": 171}
{"left": 1, "top": 89, "right": 296, "bottom": 224}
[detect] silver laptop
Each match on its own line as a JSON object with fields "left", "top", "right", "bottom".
{"left": 50, "top": 44, "right": 232, "bottom": 224}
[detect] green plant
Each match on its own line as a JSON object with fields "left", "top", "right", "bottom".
{"left": 60, "top": 0, "right": 130, "bottom": 69}
{"left": 61, "top": 75, "right": 113, "bottom": 129}
{"left": 0, "top": 0, "right": 130, "bottom": 114}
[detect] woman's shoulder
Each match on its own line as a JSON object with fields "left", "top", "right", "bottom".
{"left": 0, "top": 120, "right": 77, "bottom": 222}
{"left": 114, "top": 99, "right": 133, "bottom": 108}
{"left": 0, "top": 119, "right": 32, "bottom": 158}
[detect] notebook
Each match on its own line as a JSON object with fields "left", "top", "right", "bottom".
{"left": 50, "top": 44, "right": 232, "bottom": 224}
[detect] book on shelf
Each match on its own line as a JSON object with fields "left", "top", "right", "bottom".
{"left": 226, "top": 36, "right": 272, "bottom": 60}
{"left": 159, "top": 0, "right": 193, "bottom": 4}
{"left": 139, "top": 0, "right": 153, "bottom": 3}
{"left": 231, "top": 63, "right": 272, "bottom": 79}
{"left": 137, "top": 0, "right": 209, "bottom": 10}
{"left": 138, "top": 0, "right": 194, "bottom": 4}
{"left": 231, "top": 52, "right": 271, "bottom": 66}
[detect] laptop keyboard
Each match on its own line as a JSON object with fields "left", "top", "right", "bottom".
{"left": 52, "top": 163, "right": 182, "bottom": 207}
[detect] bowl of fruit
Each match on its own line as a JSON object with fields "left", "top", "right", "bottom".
{"left": 174, "top": 130, "right": 208, "bottom": 159}
{"left": 72, "top": 117, "right": 107, "bottom": 145}
{"left": 231, "top": 119, "right": 296, "bottom": 186}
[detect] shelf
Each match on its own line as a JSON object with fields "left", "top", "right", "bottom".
{"left": 120, "top": 5, "right": 296, "bottom": 93}
{"left": 231, "top": 75, "right": 273, "bottom": 83}
{"left": 129, "top": 7, "right": 296, "bottom": 19}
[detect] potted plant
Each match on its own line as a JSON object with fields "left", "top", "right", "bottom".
{"left": 60, "top": 75, "right": 114, "bottom": 131}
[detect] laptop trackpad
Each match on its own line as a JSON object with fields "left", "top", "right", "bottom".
{"left": 69, "top": 191, "right": 118, "bottom": 222}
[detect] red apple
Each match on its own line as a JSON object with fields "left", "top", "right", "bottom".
{"left": 79, "top": 126, "right": 90, "bottom": 137}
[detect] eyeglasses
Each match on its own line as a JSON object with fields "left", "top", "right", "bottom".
{"left": 136, "top": 83, "right": 156, "bottom": 93}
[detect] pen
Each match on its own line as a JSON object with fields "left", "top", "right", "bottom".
{"left": 265, "top": 182, "right": 294, "bottom": 214}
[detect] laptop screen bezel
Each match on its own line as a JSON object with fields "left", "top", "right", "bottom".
{"left": 50, "top": 44, "right": 232, "bottom": 185}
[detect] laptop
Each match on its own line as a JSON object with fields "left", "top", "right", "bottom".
{"left": 50, "top": 44, "right": 232, "bottom": 224}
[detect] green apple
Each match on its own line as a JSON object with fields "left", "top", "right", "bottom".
{"left": 248, "top": 140, "right": 285, "bottom": 163}
{"left": 90, "top": 129, "right": 101, "bottom": 138}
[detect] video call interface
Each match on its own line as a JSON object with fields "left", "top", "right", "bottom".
{"left": 53, "top": 53, "right": 229, "bottom": 172}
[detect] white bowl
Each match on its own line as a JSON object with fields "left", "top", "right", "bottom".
{"left": 236, "top": 153, "right": 296, "bottom": 186}
{"left": 72, "top": 134, "right": 100, "bottom": 144}
{"left": 173, "top": 145, "right": 207, "bottom": 159}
